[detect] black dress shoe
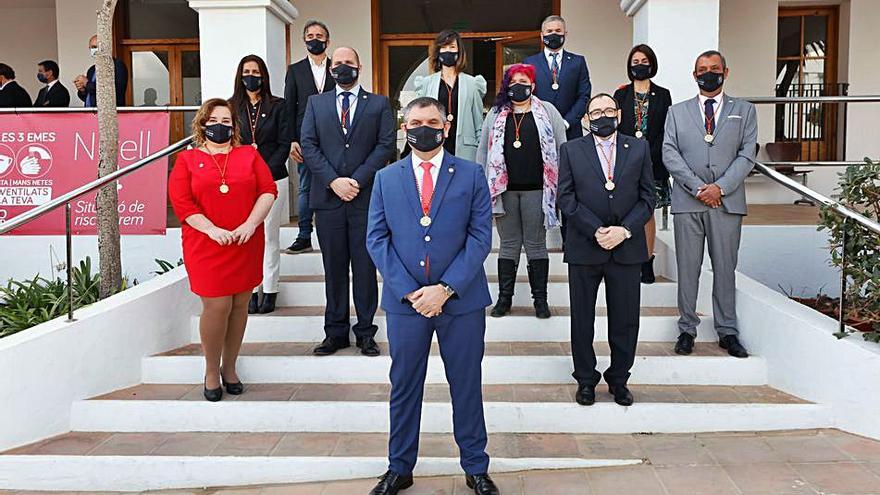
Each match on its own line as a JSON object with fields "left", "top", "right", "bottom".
{"left": 248, "top": 293, "right": 260, "bottom": 314}
{"left": 258, "top": 292, "right": 277, "bottom": 314}
{"left": 608, "top": 384, "right": 634, "bottom": 406}
{"left": 220, "top": 372, "right": 244, "bottom": 395}
{"left": 641, "top": 255, "right": 656, "bottom": 284}
{"left": 466, "top": 474, "right": 500, "bottom": 495}
{"left": 282, "top": 238, "right": 313, "bottom": 254}
{"left": 203, "top": 378, "right": 222, "bottom": 402}
{"left": 575, "top": 384, "right": 596, "bottom": 406}
{"left": 719, "top": 335, "right": 749, "bottom": 358}
{"left": 313, "top": 337, "right": 350, "bottom": 356}
{"left": 674, "top": 333, "right": 695, "bottom": 355}
{"left": 369, "top": 470, "right": 413, "bottom": 495}
{"left": 357, "top": 336, "right": 381, "bottom": 357}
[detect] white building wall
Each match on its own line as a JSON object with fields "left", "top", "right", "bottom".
{"left": 561, "top": 0, "right": 633, "bottom": 98}
{"left": 0, "top": 0, "right": 59, "bottom": 101}
{"left": 845, "top": 0, "right": 880, "bottom": 165}
{"left": 55, "top": 0, "right": 103, "bottom": 108}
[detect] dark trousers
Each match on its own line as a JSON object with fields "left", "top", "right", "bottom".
{"left": 387, "top": 309, "right": 490, "bottom": 476}
{"left": 314, "top": 204, "right": 378, "bottom": 341}
{"left": 296, "top": 162, "right": 313, "bottom": 240}
{"left": 569, "top": 261, "right": 641, "bottom": 387}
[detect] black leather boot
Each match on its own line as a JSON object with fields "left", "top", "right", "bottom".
{"left": 258, "top": 292, "right": 277, "bottom": 314}
{"left": 247, "top": 293, "right": 259, "bottom": 314}
{"left": 528, "top": 259, "right": 551, "bottom": 319}
{"left": 490, "top": 259, "right": 517, "bottom": 318}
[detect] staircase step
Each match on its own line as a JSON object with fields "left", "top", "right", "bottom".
{"left": 160, "top": 341, "right": 729, "bottom": 358}
{"left": 68, "top": 399, "right": 831, "bottom": 434}
{"left": 199, "top": 313, "right": 718, "bottom": 344}
{"left": 142, "top": 354, "right": 766, "bottom": 385}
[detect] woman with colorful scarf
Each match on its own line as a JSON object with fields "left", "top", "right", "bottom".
{"left": 476, "top": 63, "right": 567, "bottom": 319}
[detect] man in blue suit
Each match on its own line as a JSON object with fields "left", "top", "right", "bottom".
{"left": 523, "top": 15, "right": 591, "bottom": 141}
{"left": 300, "top": 46, "right": 396, "bottom": 357}
{"left": 366, "top": 97, "right": 499, "bottom": 495}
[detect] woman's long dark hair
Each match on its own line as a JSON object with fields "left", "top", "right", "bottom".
{"left": 492, "top": 63, "right": 536, "bottom": 111}
{"left": 229, "top": 54, "right": 272, "bottom": 109}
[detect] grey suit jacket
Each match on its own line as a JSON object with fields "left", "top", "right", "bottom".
{"left": 662, "top": 95, "right": 757, "bottom": 215}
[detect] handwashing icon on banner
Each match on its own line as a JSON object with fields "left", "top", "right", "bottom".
{"left": 17, "top": 144, "right": 53, "bottom": 178}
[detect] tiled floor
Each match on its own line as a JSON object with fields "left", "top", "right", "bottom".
{"left": 9, "top": 429, "right": 880, "bottom": 494}
{"left": 742, "top": 204, "right": 819, "bottom": 226}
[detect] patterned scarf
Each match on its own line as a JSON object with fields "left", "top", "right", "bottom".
{"left": 485, "top": 96, "right": 559, "bottom": 229}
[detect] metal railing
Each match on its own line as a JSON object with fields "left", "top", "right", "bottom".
{"left": 0, "top": 106, "right": 201, "bottom": 114}
{"left": 0, "top": 136, "right": 193, "bottom": 321}
{"left": 749, "top": 157, "right": 880, "bottom": 335}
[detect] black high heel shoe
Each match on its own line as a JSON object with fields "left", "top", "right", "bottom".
{"left": 221, "top": 369, "right": 244, "bottom": 395}
{"left": 248, "top": 293, "right": 260, "bottom": 314}
{"left": 204, "top": 377, "right": 223, "bottom": 402}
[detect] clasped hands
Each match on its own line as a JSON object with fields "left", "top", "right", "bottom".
{"left": 207, "top": 221, "right": 258, "bottom": 246}
{"left": 595, "top": 226, "right": 628, "bottom": 251}
{"left": 331, "top": 177, "right": 360, "bottom": 202}
{"left": 405, "top": 285, "right": 451, "bottom": 318}
{"left": 696, "top": 183, "right": 722, "bottom": 208}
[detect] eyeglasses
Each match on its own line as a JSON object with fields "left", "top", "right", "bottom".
{"left": 588, "top": 108, "right": 618, "bottom": 120}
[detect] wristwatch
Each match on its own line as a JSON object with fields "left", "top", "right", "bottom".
{"left": 439, "top": 282, "right": 456, "bottom": 298}
{"left": 623, "top": 227, "right": 632, "bottom": 239}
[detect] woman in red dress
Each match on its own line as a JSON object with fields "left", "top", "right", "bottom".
{"left": 169, "top": 98, "right": 278, "bottom": 401}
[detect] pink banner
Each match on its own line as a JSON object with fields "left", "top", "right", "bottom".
{"left": 0, "top": 112, "right": 170, "bottom": 235}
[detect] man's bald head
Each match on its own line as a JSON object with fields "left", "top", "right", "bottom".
{"left": 331, "top": 46, "right": 360, "bottom": 67}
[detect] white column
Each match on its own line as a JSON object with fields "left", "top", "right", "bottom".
{"left": 188, "top": 0, "right": 298, "bottom": 101}
{"left": 622, "top": 0, "right": 720, "bottom": 104}
{"left": 845, "top": 0, "right": 880, "bottom": 164}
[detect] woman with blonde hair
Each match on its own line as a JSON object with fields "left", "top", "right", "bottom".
{"left": 169, "top": 98, "right": 278, "bottom": 401}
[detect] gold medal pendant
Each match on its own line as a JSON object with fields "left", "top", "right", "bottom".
{"left": 552, "top": 83, "right": 560, "bottom": 90}
{"left": 605, "top": 180, "right": 615, "bottom": 191}
{"left": 513, "top": 140, "right": 522, "bottom": 149}
{"left": 420, "top": 215, "right": 432, "bottom": 227}
{"left": 704, "top": 134, "right": 714, "bottom": 143}
{"left": 219, "top": 184, "right": 230, "bottom": 194}
{"left": 447, "top": 114, "right": 454, "bottom": 122}
{"left": 635, "top": 130, "right": 644, "bottom": 139}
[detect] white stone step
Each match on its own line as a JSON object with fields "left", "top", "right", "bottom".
{"left": 195, "top": 314, "right": 718, "bottom": 344}
{"left": 69, "top": 399, "right": 831, "bottom": 435}
{"left": 142, "top": 354, "right": 766, "bottom": 386}
{"left": 0, "top": 455, "right": 629, "bottom": 492}
{"left": 273, "top": 278, "right": 679, "bottom": 307}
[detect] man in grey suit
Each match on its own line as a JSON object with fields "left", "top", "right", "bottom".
{"left": 662, "top": 50, "right": 757, "bottom": 358}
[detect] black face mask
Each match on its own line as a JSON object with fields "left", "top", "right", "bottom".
{"left": 204, "top": 123, "right": 233, "bottom": 144}
{"left": 589, "top": 116, "right": 618, "bottom": 138}
{"left": 242, "top": 75, "right": 262, "bottom": 92}
{"left": 331, "top": 64, "right": 358, "bottom": 86}
{"left": 305, "top": 39, "right": 327, "bottom": 55}
{"left": 507, "top": 83, "right": 532, "bottom": 103}
{"left": 406, "top": 125, "right": 445, "bottom": 152}
{"left": 696, "top": 71, "right": 724, "bottom": 92}
{"left": 543, "top": 33, "right": 564, "bottom": 50}
{"left": 438, "top": 51, "right": 459, "bottom": 68}
{"left": 630, "top": 64, "right": 651, "bottom": 81}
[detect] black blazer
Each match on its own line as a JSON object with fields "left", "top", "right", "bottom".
{"left": 284, "top": 57, "right": 335, "bottom": 143}
{"left": 300, "top": 88, "right": 396, "bottom": 211}
{"left": 614, "top": 83, "right": 672, "bottom": 181}
{"left": 0, "top": 81, "right": 32, "bottom": 108}
{"left": 558, "top": 133, "right": 655, "bottom": 266}
{"left": 78, "top": 59, "right": 128, "bottom": 107}
{"left": 236, "top": 96, "right": 291, "bottom": 181}
{"left": 35, "top": 82, "right": 71, "bottom": 107}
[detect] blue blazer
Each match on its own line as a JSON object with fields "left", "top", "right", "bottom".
{"left": 300, "top": 88, "right": 396, "bottom": 210}
{"left": 523, "top": 50, "right": 591, "bottom": 140}
{"left": 558, "top": 133, "right": 655, "bottom": 266}
{"left": 367, "top": 153, "right": 493, "bottom": 316}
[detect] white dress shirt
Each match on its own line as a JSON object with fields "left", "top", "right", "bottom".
{"left": 309, "top": 55, "right": 328, "bottom": 93}
{"left": 544, "top": 48, "right": 563, "bottom": 73}
{"left": 335, "top": 84, "right": 362, "bottom": 133}
{"left": 593, "top": 133, "right": 617, "bottom": 178}
{"left": 698, "top": 91, "right": 724, "bottom": 127}
{"left": 411, "top": 147, "right": 444, "bottom": 196}
{"left": 46, "top": 80, "right": 58, "bottom": 90}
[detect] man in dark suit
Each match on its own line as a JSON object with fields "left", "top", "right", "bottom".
{"left": 73, "top": 35, "right": 128, "bottom": 107}
{"left": 300, "top": 46, "right": 396, "bottom": 357}
{"left": 35, "top": 60, "right": 70, "bottom": 107}
{"left": 282, "top": 19, "right": 336, "bottom": 255}
{"left": 558, "top": 93, "right": 655, "bottom": 407}
{"left": 0, "top": 64, "right": 33, "bottom": 108}
{"left": 523, "top": 15, "right": 591, "bottom": 141}
{"left": 366, "top": 97, "right": 499, "bottom": 495}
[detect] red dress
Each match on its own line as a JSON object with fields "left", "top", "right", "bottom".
{"left": 169, "top": 146, "right": 278, "bottom": 297}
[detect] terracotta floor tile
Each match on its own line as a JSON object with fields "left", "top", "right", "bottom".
{"left": 677, "top": 385, "right": 747, "bottom": 404}
{"left": 236, "top": 383, "right": 301, "bottom": 401}
{"left": 521, "top": 469, "right": 590, "bottom": 494}
{"left": 453, "top": 473, "right": 521, "bottom": 494}
{"left": 743, "top": 204, "right": 819, "bottom": 225}
{"left": 259, "top": 485, "right": 323, "bottom": 495}
{"left": 723, "top": 463, "right": 817, "bottom": 494}
{"left": 586, "top": 465, "right": 665, "bottom": 495}
{"left": 210, "top": 433, "right": 284, "bottom": 456}
{"left": 485, "top": 433, "right": 522, "bottom": 458}
{"left": 319, "top": 477, "right": 383, "bottom": 495}
{"left": 514, "top": 433, "right": 581, "bottom": 457}
{"left": 764, "top": 434, "right": 852, "bottom": 463}
{"left": 152, "top": 433, "right": 228, "bottom": 456}
{"left": 93, "top": 384, "right": 195, "bottom": 401}
{"left": 629, "top": 385, "right": 688, "bottom": 403}
{"left": 7, "top": 432, "right": 112, "bottom": 455}
{"left": 825, "top": 431, "right": 880, "bottom": 462}
{"left": 423, "top": 384, "right": 452, "bottom": 402}
{"left": 635, "top": 434, "right": 716, "bottom": 466}
{"left": 576, "top": 434, "right": 645, "bottom": 459}
{"left": 89, "top": 432, "right": 169, "bottom": 456}
{"left": 733, "top": 386, "right": 808, "bottom": 404}
{"left": 417, "top": 434, "right": 459, "bottom": 457}
{"left": 271, "top": 433, "right": 341, "bottom": 456}
{"left": 399, "top": 476, "right": 455, "bottom": 494}
{"left": 331, "top": 433, "right": 387, "bottom": 457}
{"left": 701, "top": 435, "right": 780, "bottom": 465}
{"left": 791, "top": 462, "right": 880, "bottom": 494}
{"left": 655, "top": 465, "right": 739, "bottom": 495}
{"left": 511, "top": 384, "right": 572, "bottom": 402}
{"left": 507, "top": 342, "right": 567, "bottom": 356}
